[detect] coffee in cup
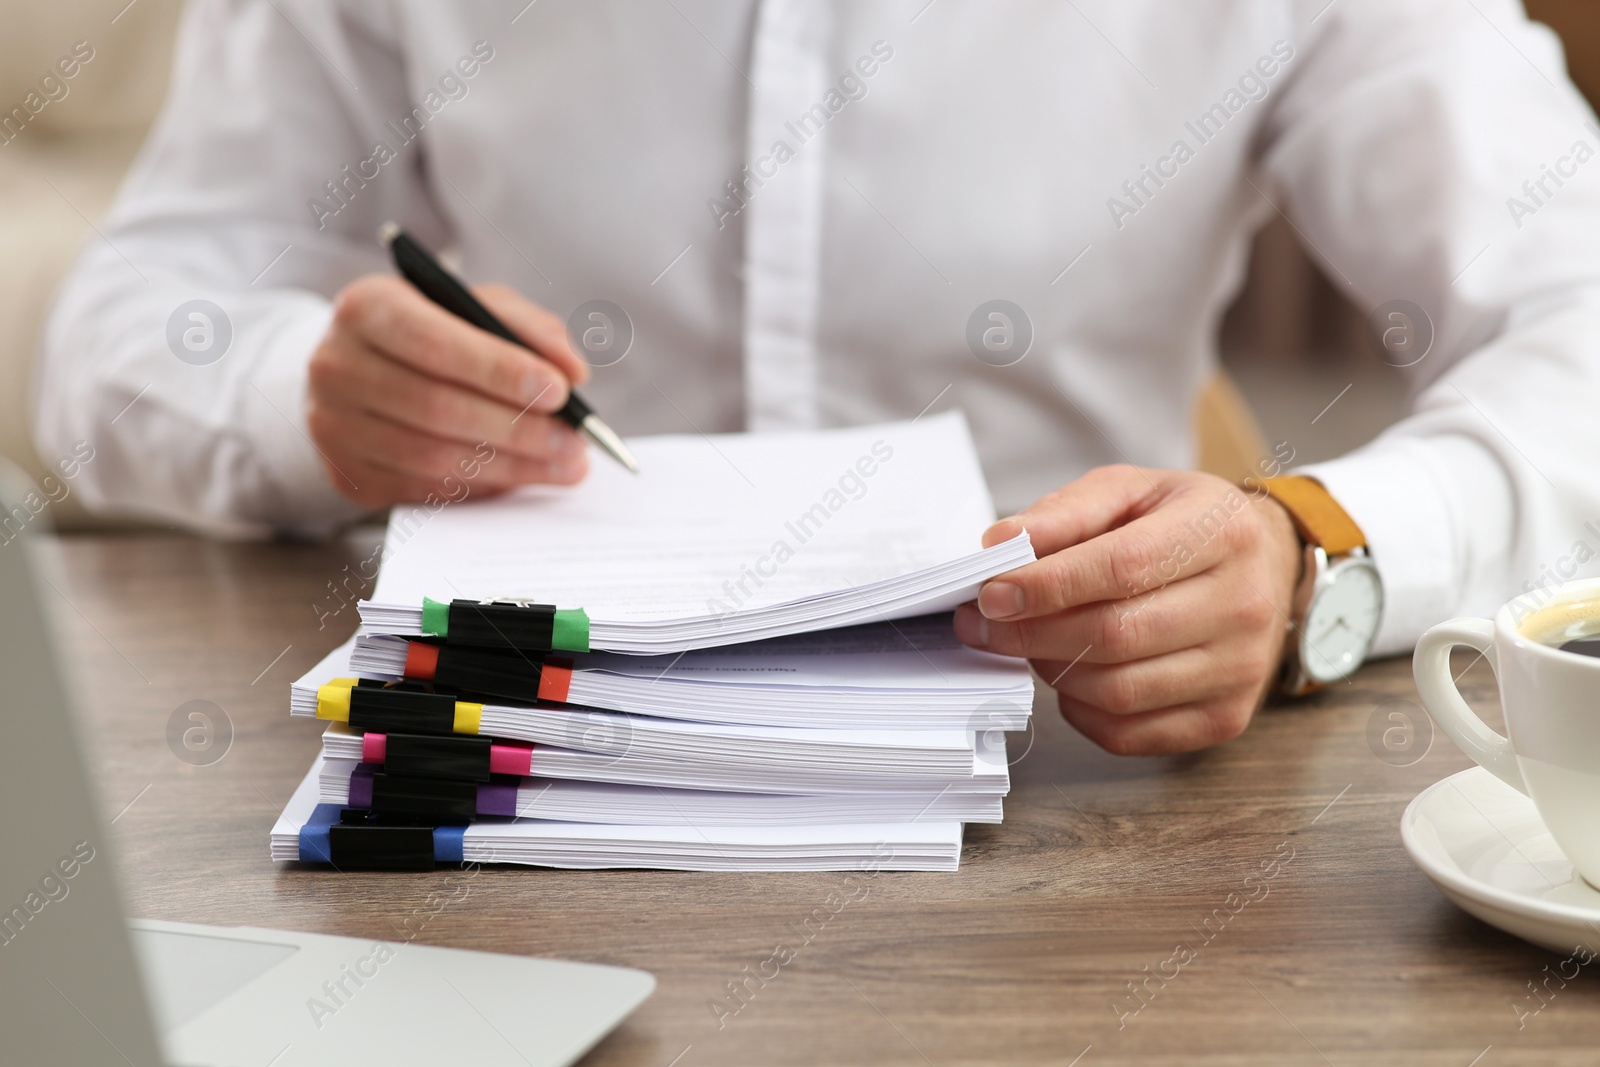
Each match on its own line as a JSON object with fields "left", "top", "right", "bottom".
{"left": 1414, "top": 577, "right": 1600, "bottom": 887}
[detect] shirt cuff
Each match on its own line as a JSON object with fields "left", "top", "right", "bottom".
{"left": 1299, "top": 433, "right": 1511, "bottom": 658}
{"left": 243, "top": 302, "right": 370, "bottom": 537}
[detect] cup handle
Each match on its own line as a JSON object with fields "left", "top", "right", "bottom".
{"left": 1412, "top": 617, "right": 1527, "bottom": 794}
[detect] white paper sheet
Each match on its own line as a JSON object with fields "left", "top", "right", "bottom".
{"left": 315, "top": 758, "right": 1004, "bottom": 825}
{"left": 271, "top": 758, "right": 964, "bottom": 871}
{"left": 359, "top": 413, "right": 1034, "bottom": 652}
{"left": 327, "top": 616, "right": 1036, "bottom": 729}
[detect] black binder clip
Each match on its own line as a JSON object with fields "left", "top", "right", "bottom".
{"left": 367, "top": 772, "right": 479, "bottom": 822}
{"left": 348, "top": 686, "right": 467, "bottom": 736}
{"left": 327, "top": 812, "right": 438, "bottom": 870}
{"left": 383, "top": 732, "right": 495, "bottom": 781}
{"left": 421, "top": 596, "right": 590, "bottom": 653}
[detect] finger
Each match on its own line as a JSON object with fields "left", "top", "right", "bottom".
{"left": 324, "top": 444, "right": 587, "bottom": 511}
{"left": 978, "top": 482, "right": 1250, "bottom": 620}
{"left": 441, "top": 447, "right": 589, "bottom": 489}
{"left": 473, "top": 284, "right": 591, "bottom": 386}
{"left": 980, "top": 464, "right": 1167, "bottom": 551}
{"left": 334, "top": 275, "right": 571, "bottom": 412}
{"left": 347, "top": 457, "right": 564, "bottom": 510}
{"left": 315, "top": 405, "right": 587, "bottom": 487}
{"left": 1045, "top": 646, "right": 1240, "bottom": 716}
{"left": 1056, "top": 694, "right": 1254, "bottom": 756}
{"left": 324, "top": 455, "right": 476, "bottom": 512}
{"left": 955, "top": 572, "right": 1237, "bottom": 663}
{"left": 311, "top": 338, "right": 584, "bottom": 460}
{"left": 461, "top": 447, "right": 589, "bottom": 489}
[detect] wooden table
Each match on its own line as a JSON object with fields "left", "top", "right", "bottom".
{"left": 46, "top": 530, "right": 1600, "bottom": 1066}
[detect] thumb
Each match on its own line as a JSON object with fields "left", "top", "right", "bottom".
{"left": 982, "top": 464, "right": 1170, "bottom": 554}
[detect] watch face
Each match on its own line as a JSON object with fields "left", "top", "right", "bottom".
{"left": 1300, "top": 558, "right": 1383, "bottom": 684}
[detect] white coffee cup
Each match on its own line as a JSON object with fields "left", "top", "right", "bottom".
{"left": 1414, "top": 576, "right": 1600, "bottom": 888}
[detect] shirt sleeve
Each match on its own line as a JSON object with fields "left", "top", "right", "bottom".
{"left": 32, "top": 0, "right": 452, "bottom": 537}
{"left": 1262, "top": 0, "right": 1600, "bottom": 654}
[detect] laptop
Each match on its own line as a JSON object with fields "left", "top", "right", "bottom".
{"left": 0, "top": 466, "right": 653, "bottom": 1066}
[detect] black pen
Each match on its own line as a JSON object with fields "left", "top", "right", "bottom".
{"left": 378, "top": 221, "right": 639, "bottom": 474}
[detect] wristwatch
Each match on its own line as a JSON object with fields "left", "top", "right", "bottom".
{"left": 1257, "top": 475, "right": 1384, "bottom": 694}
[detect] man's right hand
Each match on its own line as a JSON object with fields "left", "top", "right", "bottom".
{"left": 307, "top": 274, "right": 591, "bottom": 509}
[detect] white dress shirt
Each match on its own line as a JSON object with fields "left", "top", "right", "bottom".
{"left": 33, "top": 0, "right": 1600, "bottom": 656}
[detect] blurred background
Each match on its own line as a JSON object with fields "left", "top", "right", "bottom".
{"left": 1222, "top": 0, "right": 1600, "bottom": 467}
{"left": 1, "top": 0, "right": 1595, "bottom": 528}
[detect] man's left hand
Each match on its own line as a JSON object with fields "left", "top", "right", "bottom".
{"left": 953, "top": 466, "right": 1303, "bottom": 755}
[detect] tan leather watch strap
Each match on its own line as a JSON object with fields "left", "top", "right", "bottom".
{"left": 1258, "top": 476, "right": 1366, "bottom": 555}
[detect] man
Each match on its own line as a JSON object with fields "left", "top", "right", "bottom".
{"left": 34, "top": 1, "right": 1600, "bottom": 754}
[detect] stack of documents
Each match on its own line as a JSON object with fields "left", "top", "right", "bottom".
{"left": 271, "top": 413, "right": 1035, "bottom": 871}
{"left": 336, "top": 612, "right": 1033, "bottom": 730}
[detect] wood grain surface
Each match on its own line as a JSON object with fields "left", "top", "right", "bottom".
{"left": 40, "top": 529, "right": 1600, "bottom": 1066}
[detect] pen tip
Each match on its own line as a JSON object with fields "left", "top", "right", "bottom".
{"left": 614, "top": 440, "right": 642, "bottom": 475}
{"left": 377, "top": 221, "right": 400, "bottom": 247}
{"left": 579, "top": 415, "right": 640, "bottom": 474}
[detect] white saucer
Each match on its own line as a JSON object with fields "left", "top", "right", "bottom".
{"left": 1402, "top": 766, "right": 1600, "bottom": 952}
